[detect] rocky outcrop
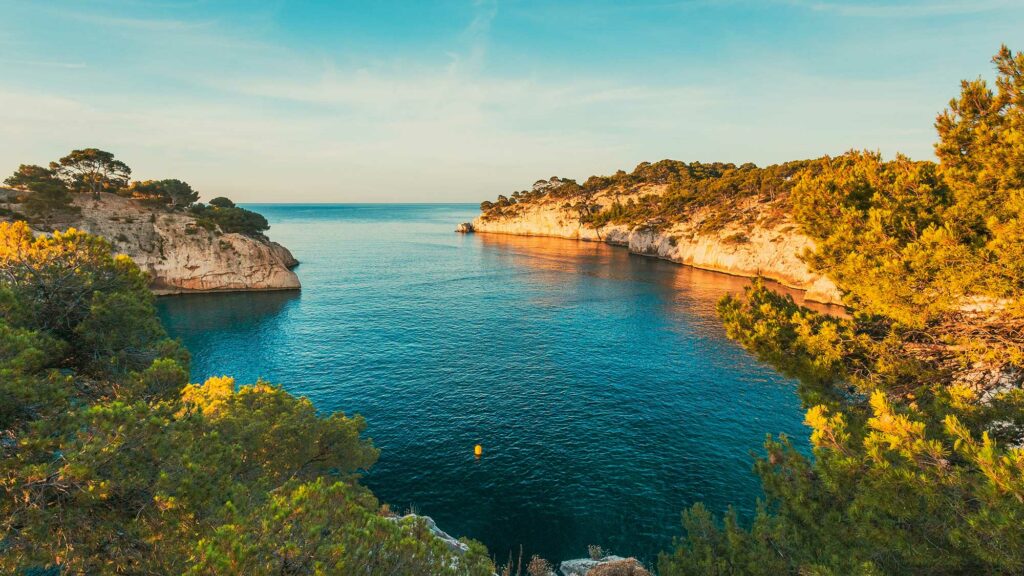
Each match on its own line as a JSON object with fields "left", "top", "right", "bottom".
{"left": 396, "top": 514, "right": 655, "bottom": 576}
{"left": 455, "top": 222, "right": 475, "bottom": 233}
{"left": 2, "top": 192, "right": 300, "bottom": 294}
{"left": 471, "top": 195, "right": 842, "bottom": 306}
{"left": 268, "top": 241, "right": 300, "bottom": 269}
{"left": 396, "top": 514, "right": 471, "bottom": 554}
{"left": 560, "top": 556, "right": 650, "bottom": 576}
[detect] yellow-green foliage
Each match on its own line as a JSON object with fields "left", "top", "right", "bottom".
{"left": 188, "top": 479, "right": 494, "bottom": 576}
{"left": 791, "top": 152, "right": 966, "bottom": 326}
{"left": 664, "top": 286, "right": 1024, "bottom": 575}
{"left": 0, "top": 221, "right": 494, "bottom": 575}
{"left": 661, "top": 47, "right": 1024, "bottom": 576}
{"left": 790, "top": 47, "right": 1024, "bottom": 332}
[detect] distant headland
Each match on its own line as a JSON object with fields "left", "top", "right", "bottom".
{"left": 0, "top": 148, "right": 299, "bottom": 294}
{"left": 463, "top": 160, "right": 845, "bottom": 306}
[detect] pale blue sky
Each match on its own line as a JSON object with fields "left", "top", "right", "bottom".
{"left": 1, "top": 1, "right": 1022, "bottom": 202}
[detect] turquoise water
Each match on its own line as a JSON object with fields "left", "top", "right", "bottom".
{"left": 156, "top": 204, "right": 810, "bottom": 564}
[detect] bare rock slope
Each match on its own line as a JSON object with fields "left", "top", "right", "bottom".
{"left": 6, "top": 192, "right": 300, "bottom": 294}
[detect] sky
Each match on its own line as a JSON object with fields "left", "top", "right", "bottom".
{"left": 1, "top": 1, "right": 1022, "bottom": 203}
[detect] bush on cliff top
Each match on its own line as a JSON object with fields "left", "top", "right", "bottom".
{"left": 3, "top": 164, "right": 78, "bottom": 221}
{"left": 3, "top": 149, "right": 275, "bottom": 240}
{"left": 189, "top": 200, "right": 271, "bottom": 239}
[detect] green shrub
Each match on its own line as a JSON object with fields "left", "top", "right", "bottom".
{"left": 660, "top": 47, "right": 1024, "bottom": 576}
{"left": 0, "top": 221, "right": 494, "bottom": 575}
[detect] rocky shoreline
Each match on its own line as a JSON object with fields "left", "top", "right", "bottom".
{"left": 414, "top": 509, "right": 651, "bottom": 575}
{"left": 410, "top": 509, "right": 650, "bottom": 575}
{"left": 460, "top": 197, "right": 842, "bottom": 306}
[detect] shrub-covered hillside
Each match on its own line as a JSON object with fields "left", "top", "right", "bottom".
{"left": 1, "top": 149, "right": 302, "bottom": 295}
{"left": 3, "top": 148, "right": 270, "bottom": 240}
{"left": 0, "top": 221, "right": 494, "bottom": 575}
{"left": 479, "top": 158, "right": 820, "bottom": 235}
{"left": 656, "top": 46, "right": 1024, "bottom": 576}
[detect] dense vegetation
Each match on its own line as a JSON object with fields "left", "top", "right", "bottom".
{"left": 189, "top": 196, "right": 270, "bottom": 240}
{"left": 657, "top": 47, "right": 1024, "bottom": 575}
{"left": 2, "top": 149, "right": 270, "bottom": 238}
{"left": 0, "top": 221, "right": 495, "bottom": 574}
{"left": 478, "top": 158, "right": 824, "bottom": 234}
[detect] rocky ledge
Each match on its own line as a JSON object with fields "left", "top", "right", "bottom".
{"left": 410, "top": 513, "right": 654, "bottom": 576}
{"left": 397, "top": 514, "right": 472, "bottom": 555}
{"left": 560, "top": 556, "right": 651, "bottom": 575}
{"left": 2, "top": 191, "right": 300, "bottom": 294}
{"left": 470, "top": 196, "right": 842, "bottom": 306}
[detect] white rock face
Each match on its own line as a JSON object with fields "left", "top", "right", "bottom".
{"left": 559, "top": 555, "right": 651, "bottom": 576}
{"left": 472, "top": 196, "right": 842, "bottom": 305}
{"left": 8, "top": 193, "right": 300, "bottom": 294}
{"left": 559, "top": 556, "right": 622, "bottom": 575}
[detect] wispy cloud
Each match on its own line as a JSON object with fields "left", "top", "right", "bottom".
{"left": 55, "top": 10, "right": 215, "bottom": 32}
{"left": 460, "top": 0, "right": 499, "bottom": 68}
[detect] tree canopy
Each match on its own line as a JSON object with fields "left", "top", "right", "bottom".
{"left": 50, "top": 148, "right": 132, "bottom": 199}
{"left": 2, "top": 164, "right": 76, "bottom": 220}
{"left": 208, "top": 196, "right": 236, "bottom": 208}
{"left": 128, "top": 178, "right": 200, "bottom": 208}
{"left": 189, "top": 199, "right": 271, "bottom": 238}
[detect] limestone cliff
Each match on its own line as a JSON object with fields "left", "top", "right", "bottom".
{"left": 471, "top": 190, "right": 842, "bottom": 306}
{"left": 2, "top": 191, "right": 300, "bottom": 294}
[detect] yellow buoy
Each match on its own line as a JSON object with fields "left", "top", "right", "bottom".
{"left": 474, "top": 444, "right": 483, "bottom": 457}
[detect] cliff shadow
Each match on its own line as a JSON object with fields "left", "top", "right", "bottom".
{"left": 156, "top": 289, "right": 300, "bottom": 338}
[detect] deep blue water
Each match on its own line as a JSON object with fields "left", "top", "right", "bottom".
{"left": 156, "top": 203, "right": 811, "bottom": 565}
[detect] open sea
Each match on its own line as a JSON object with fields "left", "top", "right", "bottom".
{"left": 156, "top": 203, "right": 811, "bottom": 565}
